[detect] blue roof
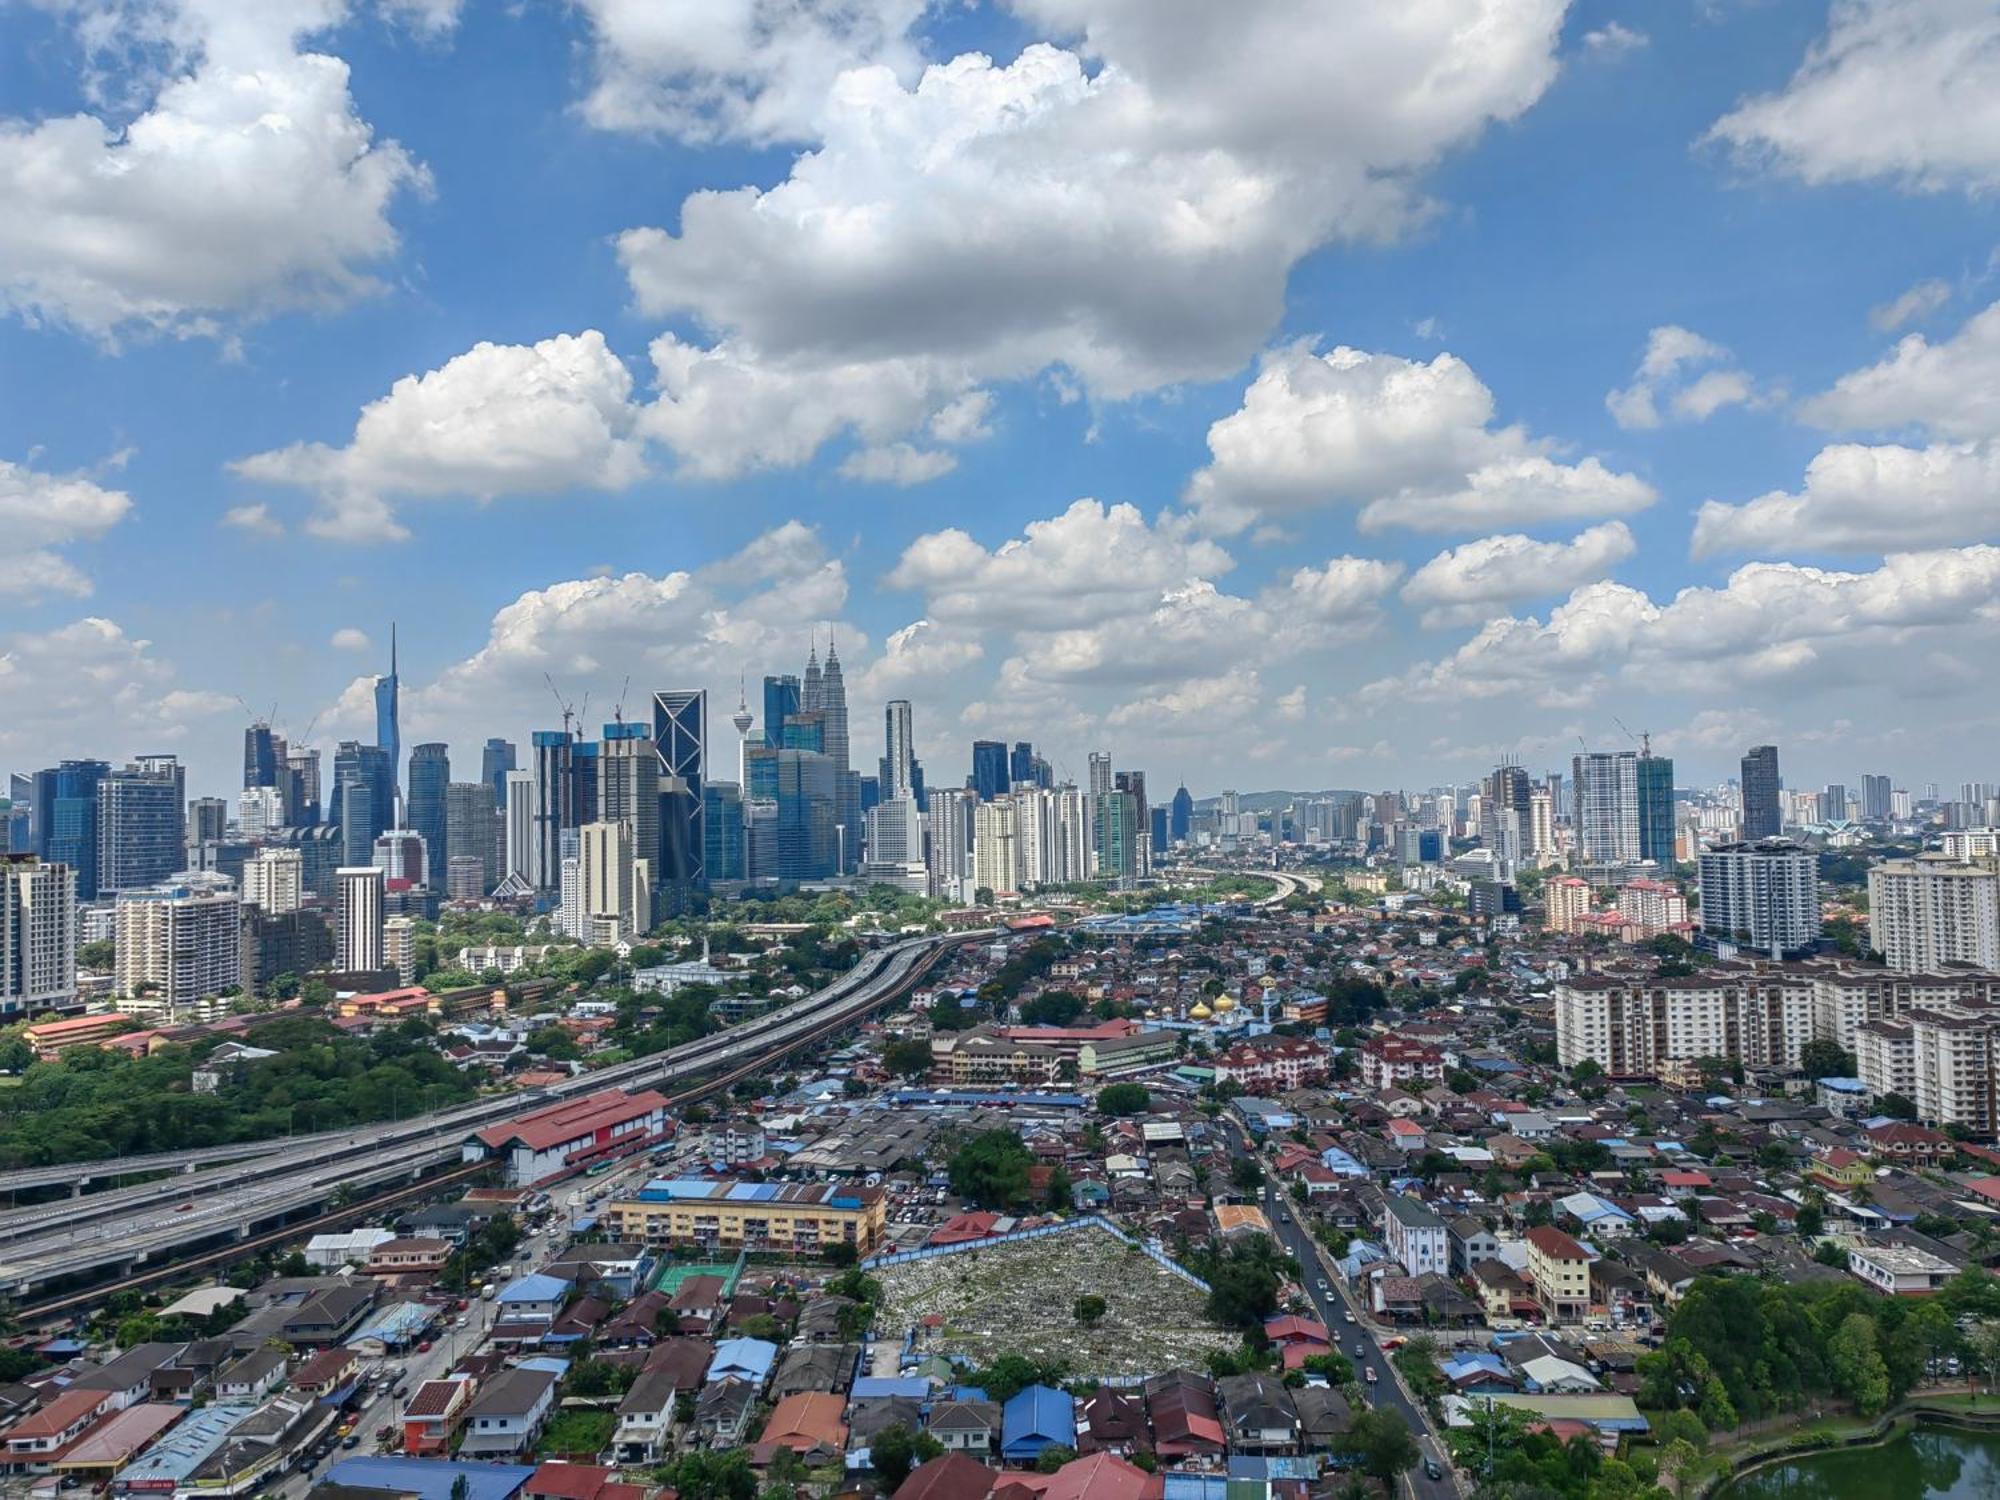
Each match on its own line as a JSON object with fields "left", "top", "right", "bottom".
{"left": 1162, "top": 1476, "right": 1230, "bottom": 1500}
{"left": 326, "top": 1458, "right": 537, "bottom": 1500}
{"left": 497, "top": 1273, "right": 568, "bottom": 1303}
{"left": 114, "top": 1403, "right": 257, "bottom": 1486}
{"left": 348, "top": 1300, "right": 437, "bottom": 1345}
{"left": 851, "top": 1376, "right": 930, "bottom": 1400}
{"left": 517, "top": 1356, "right": 570, "bottom": 1376}
{"left": 707, "top": 1337, "right": 778, "bottom": 1381}
{"left": 1000, "top": 1384, "right": 1075, "bottom": 1457}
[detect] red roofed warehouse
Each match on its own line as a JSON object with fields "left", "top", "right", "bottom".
{"left": 464, "top": 1088, "right": 670, "bottom": 1187}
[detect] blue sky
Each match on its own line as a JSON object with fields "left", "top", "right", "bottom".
{"left": 5, "top": 0, "right": 2000, "bottom": 800}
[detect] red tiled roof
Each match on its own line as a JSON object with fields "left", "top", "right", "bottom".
{"left": 474, "top": 1088, "right": 669, "bottom": 1151}
{"left": 1526, "top": 1225, "right": 1589, "bottom": 1261}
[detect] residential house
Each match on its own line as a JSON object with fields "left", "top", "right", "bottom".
{"left": 402, "top": 1377, "right": 475, "bottom": 1456}
{"left": 926, "top": 1399, "right": 1000, "bottom": 1456}
{"left": 214, "top": 1349, "right": 288, "bottom": 1403}
{"left": 693, "top": 1378, "right": 757, "bottom": 1448}
{"left": 458, "top": 1368, "right": 558, "bottom": 1457}
{"left": 758, "top": 1392, "right": 848, "bottom": 1460}
{"left": 612, "top": 1370, "right": 679, "bottom": 1465}
{"left": 893, "top": 1453, "right": 997, "bottom": 1500}
{"left": 1217, "top": 1372, "right": 1298, "bottom": 1455}
{"left": 1449, "top": 1216, "right": 1501, "bottom": 1275}
{"left": 1382, "top": 1195, "right": 1449, "bottom": 1277}
{"left": 1000, "top": 1385, "right": 1076, "bottom": 1464}
{"left": 1848, "top": 1243, "right": 1957, "bottom": 1296}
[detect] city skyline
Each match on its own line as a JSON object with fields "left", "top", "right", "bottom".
{"left": 7, "top": 3, "right": 2000, "bottom": 797}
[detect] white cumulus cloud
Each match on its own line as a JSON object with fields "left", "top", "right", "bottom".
{"left": 0, "top": 0, "right": 427, "bottom": 340}
{"left": 1185, "top": 342, "right": 1654, "bottom": 534}
{"left": 1705, "top": 0, "right": 2000, "bottom": 195}
{"left": 0, "top": 457, "right": 134, "bottom": 599}
{"left": 1401, "top": 521, "right": 1637, "bottom": 627}
{"left": 1605, "top": 324, "right": 1762, "bottom": 430}
{"left": 231, "top": 331, "right": 648, "bottom": 541}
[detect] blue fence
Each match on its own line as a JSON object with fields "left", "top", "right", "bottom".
{"left": 862, "top": 1213, "right": 1211, "bottom": 1293}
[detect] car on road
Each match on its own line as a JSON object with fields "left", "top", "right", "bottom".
{"left": 1316, "top": 1278, "right": 1328, "bottom": 1292}
{"left": 1341, "top": 1308, "right": 1354, "bottom": 1323}
{"left": 416, "top": 1340, "right": 432, "bottom": 1353}
{"left": 1425, "top": 1460, "right": 1444, "bottom": 1481}
{"left": 1354, "top": 1343, "right": 1367, "bottom": 1358}
{"left": 341, "top": 1435, "right": 360, "bottom": 1449}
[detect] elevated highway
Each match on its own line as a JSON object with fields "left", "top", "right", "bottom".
{"left": 2, "top": 928, "right": 987, "bottom": 1308}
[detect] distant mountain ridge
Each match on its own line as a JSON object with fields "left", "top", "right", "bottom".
{"left": 1191, "top": 789, "right": 1364, "bottom": 812}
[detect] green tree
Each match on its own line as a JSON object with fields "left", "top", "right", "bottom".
{"left": 1797, "top": 1038, "right": 1855, "bottom": 1079}
{"left": 664, "top": 1450, "right": 756, "bottom": 1500}
{"left": 882, "top": 1038, "right": 934, "bottom": 1077}
{"left": 1034, "top": 1446, "right": 1078, "bottom": 1474}
{"left": 78, "top": 939, "right": 116, "bottom": 970}
{"left": 1828, "top": 1312, "right": 1891, "bottom": 1415}
{"left": 867, "top": 1425, "right": 941, "bottom": 1488}
{"left": 1018, "top": 990, "right": 1087, "bottom": 1026}
{"left": 1095, "top": 1082, "right": 1151, "bottom": 1117}
{"left": 1336, "top": 1409, "right": 1420, "bottom": 1484}
{"left": 947, "top": 1129, "right": 1034, "bottom": 1210}
{"left": 1074, "top": 1294, "right": 1107, "bottom": 1325}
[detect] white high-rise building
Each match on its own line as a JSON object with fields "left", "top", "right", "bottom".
{"left": 502, "top": 769, "right": 537, "bottom": 889}
{"left": 115, "top": 874, "right": 241, "bottom": 1015}
{"left": 241, "top": 847, "right": 303, "bottom": 915}
{"left": 372, "top": 828, "right": 427, "bottom": 887}
{"left": 1572, "top": 751, "right": 1639, "bottom": 866}
{"left": 1698, "top": 840, "right": 1820, "bottom": 959}
{"left": 973, "top": 798, "right": 1021, "bottom": 896}
{"left": 927, "top": 788, "right": 975, "bottom": 904}
{"left": 335, "top": 865, "right": 385, "bottom": 973}
{"left": 578, "top": 820, "right": 638, "bottom": 945}
{"left": 1869, "top": 858, "right": 2000, "bottom": 973}
{"left": 861, "top": 796, "right": 927, "bottom": 893}
{"left": 2, "top": 856, "right": 77, "bottom": 1018}
{"left": 384, "top": 916, "right": 417, "bottom": 986}
{"left": 238, "top": 786, "right": 286, "bottom": 840}
{"left": 882, "top": 700, "right": 915, "bottom": 800}
{"left": 1529, "top": 790, "right": 1554, "bottom": 859}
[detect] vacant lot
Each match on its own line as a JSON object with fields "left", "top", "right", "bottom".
{"left": 874, "top": 1226, "right": 1235, "bottom": 1377}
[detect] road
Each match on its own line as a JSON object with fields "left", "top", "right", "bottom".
{"left": 280, "top": 1296, "right": 498, "bottom": 1498}
{"left": 4, "top": 929, "right": 986, "bottom": 1306}
{"left": 1221, "top": 1128, "right": 1456, "bottom": 1500}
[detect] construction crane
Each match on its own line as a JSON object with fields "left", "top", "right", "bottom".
{"left": 1612, "top": 717, "right": 1653, "bottom": 757}
{"left": 544, "top": 673, "right": 578, "bottom": 739}
{"left": 609, "top": 675, "right": 632, "bottom": 729}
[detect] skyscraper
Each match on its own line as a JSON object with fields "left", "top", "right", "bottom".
{"left": 502, "top": 769, "right": 536, "bottom": 888}
{"left": 98, "top": 758, "right": 185, "bottom": 894}
{"left": 1741, "top": 744, "right": 1783, "bottom": 839}
{"left": 972, "top": 741, "right": 1008, "bottom": 802}
{"left": 762, "top": 675, "right": 801, "bottom": 751}
{"left": 243, "top": 721, "right": 283, "bottom": 791}
{"left": 883, "top": 700, "right": 916, "bottom": 801}
{"left": 1483, "top": 763, "right": 1533, "bottom": 874}
{"left": 445, "top": 780, "right": 499, "bottom": 895}
{"left": 1115, "top": 770, "right": 1150, "bottom": 877}
{"left": 1571, "top": 751, "right": 1640, "bottom": 866}
{"left": 1636, "top": 752, "right": 1675, "bottom": 864}
{"left": 1010, "top": 742, "right": 1036, "bottom": 791}
{"left": 331, "top": 742, "right": 392, "bottom": 868}
{"left": 653, "top": 689, "right": 706, "bottom": 910}
{"left": 408, "top": 743, "right": 450, "bottom": 894}
{"left": 818, "top": 640, "right": 859, "bottom": 872}
{"left": 482, "top": 738, "right": 516, "bottom": 811}
{"left": 1862, "top": 774, "right": 1893, "bottom": 823}
{"left": 1170, "top": 783, "right": 1193, "bottom": 845}
{"left": 530, "top": 731, "right": 572, "bottom": 893}
{"left": 600, "top": 721, "right": 660, "bottom": 915}
{"left": 115, "top": 874, "right": 240, "bottom": 1014}
{"left": 374, "top": 625, "right": 401, "bottom": 817}
{"left": 927, "top": 787, "right": 975, "bottom": 901}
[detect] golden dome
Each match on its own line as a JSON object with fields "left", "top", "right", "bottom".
{"left": 1214, "top": 994, "right": 1238, "bottom": 1012}
{"left": 1143, "top": 1007, "right": 1158, "bottom": 1018}
{"left": 1190, "top": 1002, "right": 1214, "bottom": 1021}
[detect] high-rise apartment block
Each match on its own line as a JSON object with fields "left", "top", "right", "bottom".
{"left": 336, "top": 865, "right": 386, "bottom": 973}
{"left": 1868, "top": 858, "right": 2000, "bottom": 973}
{"left": 1697, "top": 839, "right": 1820, "bottom": 959}
{"left": 2, "top": 855, "right": 77, "bottom": 1018}
{"left": 115, "top": 875, "right": 241, "bottom": 1015}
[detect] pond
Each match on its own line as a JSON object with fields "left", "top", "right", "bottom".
{"left": 1718, "top": 1427, "right": 2000, "bottom": 1500}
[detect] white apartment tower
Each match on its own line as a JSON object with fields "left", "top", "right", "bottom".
{"left": 1868, "top": 858, "right": 2000, "bottom": 973}
{"left": 927, "top": 788, "right": 975, "bottom": 904}
{"left": 2, "top": 856, "right": 77, "bottom": 1018}
{"left": 115, "top": 875, "right": 241, "bottom": 1014}
{"left": 241, "top": 847, "right": 303, "bottom": 915}
{"left": 335, "top": 865, "right": 385, "bottom": 973}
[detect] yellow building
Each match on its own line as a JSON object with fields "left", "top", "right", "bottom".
{"left": 608, "top": 1179, "right": 887, "bottom": 1255}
